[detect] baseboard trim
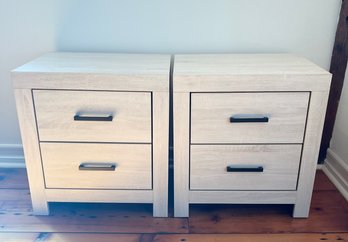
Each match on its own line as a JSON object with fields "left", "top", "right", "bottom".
{"left": 323, "top": 148, "right": 348, "bottom": 201}
{"left": 0, "top": 144, "right": 25, "bottom": 168}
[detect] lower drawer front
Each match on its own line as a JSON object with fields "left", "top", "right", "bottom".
{"left": 190, "top": 145, "right": 301, "bottom": 191}
{"left": 41, "top": 143, "right": 152, "bottom": 190}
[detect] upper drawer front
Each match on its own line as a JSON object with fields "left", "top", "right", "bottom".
{"left": 33, "top": 90, "right": 151, "bottom": 143}
{"left": 41, "top": 143, "right": 152, "bottom": 190}
{"left": 191, "top": 92, "right": 309, "bottom": 144}
{"left": 190, "top": 145, "right": 302, "bottom": 191}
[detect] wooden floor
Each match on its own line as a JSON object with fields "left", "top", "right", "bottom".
{"left": 0, "top": 169, "right": 347, "bottom": 241}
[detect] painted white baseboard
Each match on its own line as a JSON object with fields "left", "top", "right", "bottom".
{"left": 323, "top": 148, "right": 348, "bottom": 201}
{"left": 0, "top": 144, "right": 25, "bottom": 168}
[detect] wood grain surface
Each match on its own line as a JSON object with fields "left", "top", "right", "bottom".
{"left": 191, "top": 92, "right": 309, "bottom": 144}
{"left": 12, "top": 53, "right": 171, "bottom": 92}
{"left": 34, "top": 90, "right": 152, "bottom": 143}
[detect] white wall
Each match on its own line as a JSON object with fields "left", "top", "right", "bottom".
{"left": 0, "top": 0, "right": 341, "bottom": 165}
{"left": 323, "top": 66, "right": 348, "bottom": 200}
{"left": 330, "top": 67, "right": 348, "bottom": 163}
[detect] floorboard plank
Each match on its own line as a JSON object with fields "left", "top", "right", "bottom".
{"left": 44, "top": 233, "right": 143, "bottom": 242}
{"left": 0, "top": 232, "right": 145, "bottom": 242}
{"left": 153, "top": 233, "right": 348, "bottom": 242}
{"left": 0, "top": 203, "right": 188, "bottom": 233}
{"left": 189, "top": 190, "right": 348, "bottom": 233}
{"left": 0, "top": 189, "right": 32, "bottom": 212}
{"left": 314, "top": 170, "right": 337, "bottom": 191}
{"left": 0, "top": 168, "right": 346, "bottom": 236}
{"left": 0, "top": 232, "right": 40, "bottom": 242}
{"left": 1, "top": 232, "right": 347, "bottom": 242}
{"left": 0, "top": 169, "right": 29, "bottom": 189}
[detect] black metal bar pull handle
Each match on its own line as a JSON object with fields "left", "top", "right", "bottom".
{"left": 230, "top": 115, "right": 269, "bottom": 123}
{"left": 79, "top": 163, "right": 116, "bottom": 171}
{"left": 226, "top": 166, "right": 264, "bottom": 172}
{"left": 74, "top": 114, "right": 113, "bottom": 122}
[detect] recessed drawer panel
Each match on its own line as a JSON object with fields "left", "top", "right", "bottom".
{"left": 190, "top": 145, "right": 301, "bottom": 190}
{"left": 33, "top": 90, "right": 151, "bottom": 143}
{"left": 191, "top": 92, "right": 309, "bottom": 144}
{"left": 41, "top": 143, "right": 152, "bottom": 190}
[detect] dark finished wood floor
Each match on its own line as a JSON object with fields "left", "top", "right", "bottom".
{"left": 0, "top": 168, "right": 347, "bottom": 241}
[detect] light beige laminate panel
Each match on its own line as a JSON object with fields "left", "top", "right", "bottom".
{"left": 173, "top": 54, "right": 332, "bottom": 92}
{"left": 191, "top": 92, "right": 309, "bottom": 144}
{"left": 190, "top": 145, "right": 302, "bottom": 190}
{"left": 174, "top": 54, "right": 329, "bottom": 76}
{"left": 174, "top": 93, "right": 190, "bottom": 217}
{"left": 41, "top": 143, "right": 152, "bottom": 190}
{"left": 189, "top": 190, "right": 297, "bottom": 204}
{"left": 33, "top": 90, "right": 151, "bottom": 143}
{"left": 152, "top": 91, "right": 169, "bottom": 217}
{"left": 293, "top": 91, "right": 329, "bottom": 217}
{"left": 12, "top": 52, "right": 170, "bottom": 92}
{"left": 14, "top": 89, "right": 49, "bottom": 215}
{"left": 46, "top": 189, "right": 153, "bottom": 203}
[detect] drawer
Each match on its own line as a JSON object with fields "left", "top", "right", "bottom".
{"left": 190, "top": 145, "right": 302, "bottom": 190}
{"left": 33, "top": 90, "right": 151, "bottom": 143}
{"left": 41, "top": 143, "right": 152, "bottom": 189}
{"left": 191, "top": 92, "right": 309, "bottom": 144}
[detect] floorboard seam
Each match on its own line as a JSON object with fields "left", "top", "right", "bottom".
{"left": 34, "top": 232, "right": 49, "bottom": 242}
